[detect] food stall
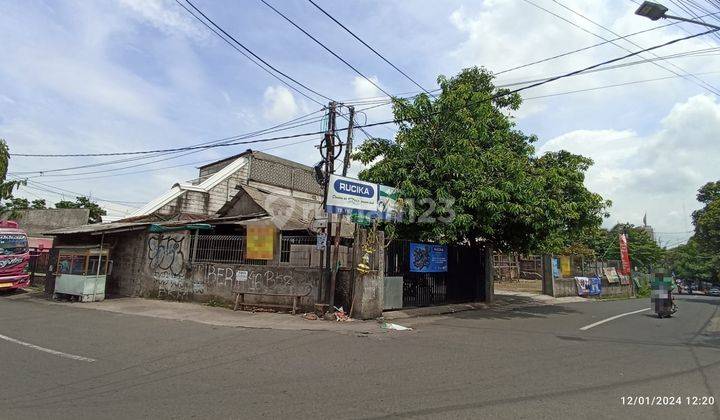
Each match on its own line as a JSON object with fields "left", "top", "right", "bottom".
{"left": 53, "top": 245, "right": 111, "bottom": 302}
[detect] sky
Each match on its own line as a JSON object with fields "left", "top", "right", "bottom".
{"left": 2, "top": 0, "right": 720, "bottom": 246}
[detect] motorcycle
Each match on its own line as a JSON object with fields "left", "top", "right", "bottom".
{"left": 651, "top": 276, "right": 678, "bottom": 318}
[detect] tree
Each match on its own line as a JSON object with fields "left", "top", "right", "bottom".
{"left": 31, "top": 199, "right": 47, "bottom": 209}
{"left": 592, "top": 224, "right": 665, "bottom": 271}
{"left": 55, "top": 196, "right": 106, "bottom": 224}
{"left": 353, "top": 67, "right": 608, "bottom": 252}
{"left": 0, "top": 139, "right": 24, "bottom": 218}
{"left": 693, "top": 180, "right": 720, "bottom": 254}
{"left": 666, "top": 238, "right": 717, "bottom": 283}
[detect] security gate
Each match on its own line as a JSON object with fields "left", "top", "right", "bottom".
{"left": 385, "top": 240, "right": 487, "bottom": 308}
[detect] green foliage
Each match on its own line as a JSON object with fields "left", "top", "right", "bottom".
{"left": 666, "top": 238, "right": 717, "bottom": 283}
{"left": 55, "top": 196, "right": 107, "bottom": 224}
{"left": 693, "top": 180, "right": 720, "bottom": 255}
{"left": 353, "top": 67, "right": 608, "bottom": 252}
{"left": 595, "top": 224, "right": 665, "bottom": 271}
{"left": 31, "top": 199, "right": 47, "bottom": 209}
{"left": 0, "top": 139, "right": 24, "bottom": 219}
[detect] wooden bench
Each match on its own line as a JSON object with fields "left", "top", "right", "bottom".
{"left": 233, "top": 291, "right": 311, "bottom": 315}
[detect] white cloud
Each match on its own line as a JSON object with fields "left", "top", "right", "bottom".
{"left": 118, "top": 0, "right": 205, "bottom": 39}
{"left": 539, "top": 94, "right": 720, "bottom": 244}
{"left": 262, "top": 86, "right": 299, "bottom": 121}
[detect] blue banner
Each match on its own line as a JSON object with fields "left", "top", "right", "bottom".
{"left": 410, "top": 243, "right": 448, "bottom": 273}
{"left": 589, "top": 276, "right": 602, "bottom": 296}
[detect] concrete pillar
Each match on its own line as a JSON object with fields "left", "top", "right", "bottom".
{"left": 351, "top": 229, "right": 384, "bottom": 320}
{"left": 483, "top": 247, "right": 494, "bottom": 303}
{"left": 541, "top": 254, "right": 555, "bottom": 297}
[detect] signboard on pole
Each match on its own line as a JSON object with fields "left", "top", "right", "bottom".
{"left": 326, "top": 174, "right": 378, "bottom": 215}
{"left": 619, "top": 234, "right": 631, "bottom": 275}
{"left": 409, "top": 243, "right": 448, "bottom": 273}
{"left": 325, "top": 174, "right": 404, "bottom": 221}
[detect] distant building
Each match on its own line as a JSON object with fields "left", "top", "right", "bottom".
{"left": 641, "top": 213, "right": 655, "bottom": 241}
{"left": 15, "top": 208, "right": 90, "bottom": 238}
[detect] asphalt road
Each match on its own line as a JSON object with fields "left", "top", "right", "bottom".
{"left": 1, "top": 293, "right": 718, "bottom": 419}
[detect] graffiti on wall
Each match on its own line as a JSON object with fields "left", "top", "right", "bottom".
{"left": 204, "top": 265, "right": 314, "bottom": 295}
{"left": 148, "top": 234, "right": 186, "bottom": 276}
{"left": 148, "top": 234, "right": 192, "bottom": 299}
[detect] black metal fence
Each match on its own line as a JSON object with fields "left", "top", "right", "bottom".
{"left": 385, "top": 240, "right": 487, "bottom": 308}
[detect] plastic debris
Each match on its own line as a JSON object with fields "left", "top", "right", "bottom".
{"left": 381, "top": 322, "right": 412, "bottom": 331}
{"left": 334, "top": 306, "right": 352, "bottom": 322}
{"left": 302, "top": 313, "right": 318, "bottom": 321}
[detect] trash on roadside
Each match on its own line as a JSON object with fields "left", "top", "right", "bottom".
{"left": 380, "top": 322, "right": 412, "bottom": 331}
{"left": 334, "top": 306, "right": 352, "bottom": 322}
{"left": 302, "top": 313, "right": 318, "bottom": 321}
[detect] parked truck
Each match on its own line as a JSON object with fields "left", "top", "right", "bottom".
{"left": 0, "top": 220, "right": 30, "bottom": 291}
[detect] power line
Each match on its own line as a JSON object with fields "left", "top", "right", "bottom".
{"left": 522, "top": 68, "right": 720, "bottom": 100}
{"left": 179, "top": 0, "right": 333, "bottom": 105}
{"left": 306, "top": 0, "right": 435, "bottom": 97}
{"left": 541, "top": 0, "right": 720, "bottom": 96}
{"left": 259, "top": 0, "right": 394, "bottom": 99}
{"left": 11, "top": 29, "right": 714, "bottom": 162}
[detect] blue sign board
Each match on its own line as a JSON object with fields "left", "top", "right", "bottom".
{"left": 588, "top": 276, "right": 602, "bottom": 296}
{"left": 409, "top": 243, "right": 448, "bottom": 273}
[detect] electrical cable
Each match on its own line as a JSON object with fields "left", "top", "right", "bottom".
{"left": 306, "top": 0, "right": 435, "bottom": 97}
{"left": 259, "top": 0, "right": 394, "bottom": 99}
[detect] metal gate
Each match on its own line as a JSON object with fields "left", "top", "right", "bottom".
{"left": 385, "top": 240, "right": 487, "bottom": 308}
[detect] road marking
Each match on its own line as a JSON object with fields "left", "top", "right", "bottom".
{"left": 0, "top": 333, "right": 96, "bottom": 362}
{"left": 579, "top": 308, "right": 650, "bottom": 331}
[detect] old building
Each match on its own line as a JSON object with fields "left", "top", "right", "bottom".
{"left": 45, "top": 150, "right": 352, "bottom": 310}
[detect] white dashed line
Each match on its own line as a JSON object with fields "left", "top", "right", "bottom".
{"left": 579, "top": 308, "right": 650, "bottom": 331}
{"left": 0, "top": 333, "right": 96, "bottom": 362}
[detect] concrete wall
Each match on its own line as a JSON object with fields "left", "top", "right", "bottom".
{"left": 106, "top": 230, "right": 148, "bottom": 297}
{"left": 553, "top": 277, "right": 634, "bottom": 299}
{"left": 127, "top": 231, "right": 323, "bottom": 310}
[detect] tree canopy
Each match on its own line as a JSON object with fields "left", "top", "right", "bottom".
{"left": 55, "top": 196, "right": 107, "bottom": 224}
{"left": 353, "top": 67, "right": 608, "bottom": 252}
{"left": 693, "top": 180, "right": 720, "bottom": 255}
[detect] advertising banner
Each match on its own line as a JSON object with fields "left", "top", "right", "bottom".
{"left": 589, "top": 276, "right": 602, "bottom": 296}
{"left": 603, "top": 267, "right": 620, "bottom": 284}
{"left": 246, "top": 224, "right": 275, "bottom": 260}
{"left": 325, "top": 174, "right": 404, "bottom": 221}
{"left": 326, "top": 174, "right": 378, "bottom": 215}
{"left": 409, "top": 243, "right": 448, "bottom": 273}
{"left": 377, "top": 185, "right": 403, "bottom": 221}
{"left": 619, "top": 234, "right": 632, "bottom": 275}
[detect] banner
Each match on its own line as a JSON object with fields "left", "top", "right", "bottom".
{"left": 409, "top": 243, "right": 448, "bottom": 273}
{"left": 377, "top": 185, "right": 403, "bottom": 221}
{"left": 575, "top": 276, "right": 590, "bottom": 296}
{"left": 619, "top": 234, "right": 631, "bottom": 275}
{"left": 246, "top": 224, "right": 275, "bottom": 260}
{"left": 589, "top": 276, "right": 602, "bottom": 296}
{"left": 603, "top": 267, "right": 620, "bottom": 284}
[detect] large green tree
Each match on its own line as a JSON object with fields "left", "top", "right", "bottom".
{"left": 693, "top": 180, "right": 720, "bottom": 254}
{"left": 354, "top": 67, "right": 608, "bottom": 252}
{"left": 666, "top": 238, "right": 717, "bottom": 283}
{"left": 55, "top": 196, "right": 106, "bottom": 224}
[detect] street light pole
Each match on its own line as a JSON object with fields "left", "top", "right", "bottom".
{"left": 635, "top": 1, "right": 720, "bottom": 30}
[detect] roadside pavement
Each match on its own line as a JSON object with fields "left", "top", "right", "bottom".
{"left": 5, "top": 287, "right": 593, "bottom": 332}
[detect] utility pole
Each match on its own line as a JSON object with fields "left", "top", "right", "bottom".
{"left": 322, "top": 101, "right": 337, "bottom": 307}
{"left": 329, "top": 106, "right": 355, "bottom": 310}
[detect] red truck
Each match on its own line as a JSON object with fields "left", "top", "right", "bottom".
{"left": 0, "top": 220, "right": 30, "bottom": 291}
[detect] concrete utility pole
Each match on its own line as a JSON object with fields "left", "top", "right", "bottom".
{"left": 329, "top": 106, "right": 355, "bottom": 310}
{"left": 323, "top": 101, "right": 337, "bottom": 307}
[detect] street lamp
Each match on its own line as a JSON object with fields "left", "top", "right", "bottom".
{"left": 635, "top": 1, "right": 720, "bottom": 30}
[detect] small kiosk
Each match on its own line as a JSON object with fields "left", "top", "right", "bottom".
{"left": 53, "top": 245, "right": 111, "bottom": 302}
